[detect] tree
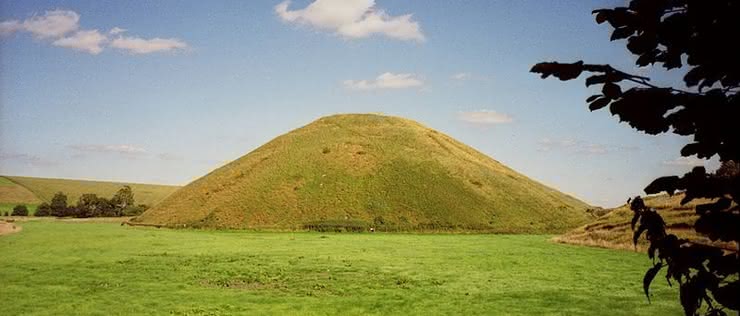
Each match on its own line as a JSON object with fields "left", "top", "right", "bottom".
{"left": 76, "top": 194, "right": 100, "bottom": 218}
{"left": 50, "top": 192, "right": 68, "bottom": 217}
{"left": 531, "top": 1, "right": 739, "bottom": 315}
{"left": 111, "top": 185, "right": 135, "bottom": 215}
{"left": 11, "top": 205, "right": 29, "bottom": 216}
{"left": 35, "top": 202, "right": 53, "bottom": 216}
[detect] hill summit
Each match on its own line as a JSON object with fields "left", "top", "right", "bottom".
{"left": 136, "top": 114, "right": 590, "bottom": 233}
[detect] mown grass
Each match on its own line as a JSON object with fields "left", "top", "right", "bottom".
{"left": 140, "top": 114, "right": 590, "bottom": 233}
{"left": 4, "top": 176, "right": 180, "bottom": 206}
{"left": 0, "top": 220, "right": 682, "bottom": 315}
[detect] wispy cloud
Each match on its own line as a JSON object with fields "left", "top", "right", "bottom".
{"left": 276, "top": 0, "right": 424, "bottom": 42}
{"left": 0, "top": 10, "right": 188, "bottom": 55}
{"left": 0, "top": 153, "right": 57, "bottom": 167}
{"left": 110, "top": 36, "right": 188, "bottom": 54}
{"left": 537, "top": 137, "right": 637, "bottom": 155}
{"left": 157, "top": 153, "right": 184, "bottom": 161}
{"left": 458, "top": 110, "right": 513, "bottom": 125}
{"left": 343, "top": 72, "right": 424, "bottom": 91}
{"left": 662, "top": 156, "right": 706, "bottom": 167}
{"left": 108, "top": 27, "right": 126, "bottom": 35}
{"left": 52, "top": 29, "right": 106, "bottom": 54}
{"left": 451, "top": 72, "right": 472, "bottom": 81}
{"left": 68, "top": 144, "right": 147, "bottom": 155}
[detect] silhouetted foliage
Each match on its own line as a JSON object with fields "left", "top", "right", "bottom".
{"left": 11, "top": 205, "right": 29, "bottom": 216}
{"left": 3, "top": 211, "right": 8, "bottom": 217}
{"left": 34, "top": 202, "right": 52, "bottom": 217}
{"left": 531, "top": 1, "right": 739, "bottom": 315}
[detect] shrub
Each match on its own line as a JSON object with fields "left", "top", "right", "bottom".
{"left": 303, "top": 219, "right": 369, "bottom": 232}
{"left": 35, "top": 203, "right": 53, "bottom": 216}
{"left": 122, "top": 204, "right": 149, "bottom": 216}
{"left": 11, "top": 205, "right": 29, "bottom": 216}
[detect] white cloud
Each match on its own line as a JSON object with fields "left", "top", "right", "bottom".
{"left": 0, "top": 20, "right": 23, "bottom": 36}
{"left": 458, "top": 110, "right": 513, "bottom": 125}
{"left": 1, "top": 10, "right": 189, "bottom": 55}
{"left": 276, "top": 0, "right": 424, "bottom": 42}
{"left": 451, "top": 72, "right": 471, "bottom": 81}
{"left": 13, "top": 10, "right": 80, "bottom": 39}
{"left": 109, "top": 27, "right": 126, "bottom": 35}
{"left": 52, "top": 30, "right": 106, "bottom": 54}
{"left": 110, "top": 36, "right": 188, "bottom": 54}
{"left": 69, "top": 144, "right": 147, "bottom": 155}
{"left": 344, "top": 72, "right": 424, "bottom": 91}
{"left": 663, "top": 156, "right": 706, "bottom": 167}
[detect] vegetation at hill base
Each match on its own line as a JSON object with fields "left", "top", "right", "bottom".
{"left": 137, "top": 114, "right": 590, "bottom": 233}
{"left": 0, "top": 220, "right": 683, "bottom": 315}
{"left": 1, "top": 176, "right": 179, "bottom": 207}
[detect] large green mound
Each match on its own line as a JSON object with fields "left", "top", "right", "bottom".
{"left": 137, "top": 114, "right": 590, "bottom": 233}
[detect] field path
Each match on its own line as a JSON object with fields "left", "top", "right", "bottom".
{"left": 0, "top": 221, "right": 22, "bottom": 236}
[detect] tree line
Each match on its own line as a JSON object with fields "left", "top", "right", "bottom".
{"left": 6, "top": 185, "right": 148, "bottom": 217}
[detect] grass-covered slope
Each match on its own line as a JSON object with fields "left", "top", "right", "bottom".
{"left": 138, "top": 114, "right": 590, "bottom": 233}
{"left": 554, "top": 194, "right": 730, "bottom": 250}
{"left": 1, "top": 176, "right": 180, "bottom": 207}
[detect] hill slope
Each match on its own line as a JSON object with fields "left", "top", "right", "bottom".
{"left": 1, "top": 176, "right": 180, "bottom": 208}
{"left": 137, "top": 114, "right": 591, "bottom": 233}
{"left": 554, "top": 194, "right": 731, "bottom": 250}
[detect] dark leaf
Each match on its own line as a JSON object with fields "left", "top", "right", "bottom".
{"left": 586, "top": 94, "right": 601, "bottom": 102}
{"left": 611, "top": 27, "right": 635, "bottom": 41}
{"left": 680, "top": 281, "right": 701, "bottom": 316}
{"left": 586, "top": 74, "right": 608, "bottom": 87}
{"left": 602, "top": 82, "right": 622, "bottom": 99}
{"left": 592, "top": 9, "right": 609, "bottom": 24}
{"left": 631, "top": 212, "right": 640, "bottom": 231}
{"left": 711, "top": 281, "right": 739, "bottom": 310}
{"left": 644, "top": 176, "right": 681, "bottom": 195}
{"left": 589, "top": 97, "right": 611, "bottom": 111}
{"left": 643, "top": 264, "right": 662, "bottom": 302}
{"left": 633, "top": 225, "right": 647, "bottom": 246}
{"left": 530, "top": 61, "right": 584, "bottom": 81}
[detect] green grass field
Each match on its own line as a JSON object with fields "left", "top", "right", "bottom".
{"left": 0, "top": 220, "right": 681, "bottom": 315}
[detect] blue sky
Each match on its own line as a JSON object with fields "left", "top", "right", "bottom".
{"left": 0, "top": 0, "right": 715, "bottom": 207}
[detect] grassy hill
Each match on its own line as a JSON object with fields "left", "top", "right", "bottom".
{"left": 554, "top": 193, "right": 730, "bottom": 250}
{"left": 0, "top": 176, "right": 180, "bottom": 215}
{"left": 137, "top": 113, "right": 591, "bottom": 233}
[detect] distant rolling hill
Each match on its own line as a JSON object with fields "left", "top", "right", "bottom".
{"left": 554, "top": 193, "right": 731, "bottom": 250}
{"left": 0, "top": 176, "right": 180, "bottom": 215}
{"left": 137, "top": 113, "right": 591, "bottom": 233}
